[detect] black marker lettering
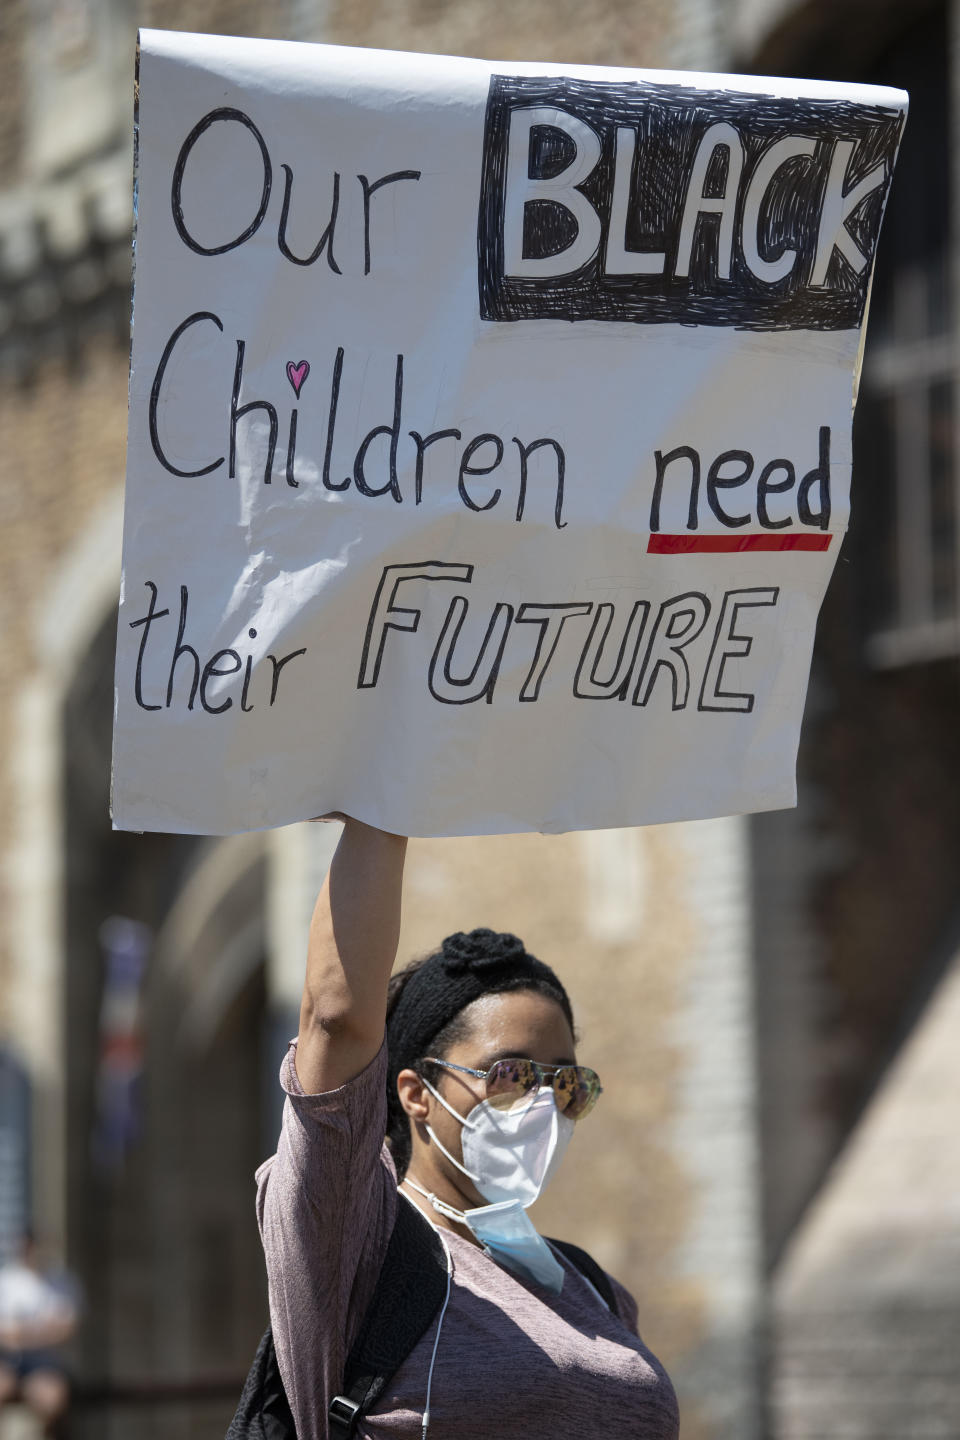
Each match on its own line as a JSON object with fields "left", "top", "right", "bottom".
{"left": 322, "top": 348, "right": 349, "bottom": 493}
{"left": 513, "top": 437, "right": 567, "bottom": 530}
{"left": 149, "top": 312, "right": 225, "bottom": 477}
{"left": 742, "top": 136, "right": 816, "bottom": 283}
{"left": 699, "top": 587, "right": 779, "bottom": 712}
{"left": 633, "top": 592, "right": 710, "bottom": 709}
{"left": 241, "top": 629, "right": 257, "bottom": 712}
{"left": 650, "top": 446, "right": 700, "bottom": 532}
{"left": 573, "top": 601, "right": 650, "bottom": 699}
{"left": 128, "top": 581, "right": 170, "bottom": 711}
{"left": 230, "top": 340, "right": 278, "bottom": 485}
{"left": 354, "top": 355, "right": 404, "bottom": 501}
{"left": 479, "top": 78, "right": 902, "bottom": 329}
{"left": 277, "top": 164, "right": 342, "bottom": 271}
{"left": 811, "top": 141, "right": 888, "bottom": 287}
{"left": 515, "top": 602, "right": 592, "bottom": 702}
{"left": 675, "top": 122, "right": 744, "bottom": 282}
{"left": 200, "top": 649, "right": 242, "bottom": 714}
{"left": 604, "top": 126, "right": 667, "bottom": 275}
{"left": 410, "top": 428, "right": 461, "bottom": 505}
{"left": 757, "top": 459, "right": 795, "bottom": 529}
{"left": 706, "top": 449, "right": 753, "bottom": 529}
{"left": 172, "top": 109, "right": 271, "bottom": 257}
{"left": 501, "top": 106, "right": 603, "bottom": 279}
{"left": 268, "top": 649, "right": 307, "bottom": 705}
{"left": 797, "top": 426, "right": 831, "bottom": 529}
{"left": 428, "top": 596, "right": 513, "bottom": 705}
{"left": 358, "top": 561, "right": 472, "bottom": 688}
{"left": 458, "top": 434, "right": 503, "bottom": 513}
{"left": 358, "top": 170, "right": 422, "bottom": 275}
{"left": 166, "top": 585, "right": 200, "bottom": 711}
{"left": 285, "top": 408, "right": 299, "bottom": 488}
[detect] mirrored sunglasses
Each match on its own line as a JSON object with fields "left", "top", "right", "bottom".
{"left": 423, "top": 1056, "right": 602, "bottom": 1120}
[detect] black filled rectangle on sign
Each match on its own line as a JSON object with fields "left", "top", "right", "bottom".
{"left": 477, "top": 75, "right": 905, "bottom": 329}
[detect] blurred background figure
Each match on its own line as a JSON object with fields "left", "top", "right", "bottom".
{"left": 90, "top": 919, "right": 149, "bottom": 1180}
{"left": 0, "top": 1232, "right": 81, "bottom": 1439}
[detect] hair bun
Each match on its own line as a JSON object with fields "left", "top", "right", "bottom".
{"left": 440, "top": 928, "right": 527, "bottom": 974}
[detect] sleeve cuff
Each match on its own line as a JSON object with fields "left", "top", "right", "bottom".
{"left": 280, "top": 1033, "right": 388, "bottom": 1102}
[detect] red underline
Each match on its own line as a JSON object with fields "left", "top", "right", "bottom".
{"left": 648, "top": 533, "right": 832, "bottom": 554}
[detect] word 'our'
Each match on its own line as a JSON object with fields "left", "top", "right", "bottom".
{"left": 171, "top": 107, "right": 420, "bottom": 274}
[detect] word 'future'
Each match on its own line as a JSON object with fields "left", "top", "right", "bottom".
{"left": 359, "top": 562, "right": 780, "bottom": 713}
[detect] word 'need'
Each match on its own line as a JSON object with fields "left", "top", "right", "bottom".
{"left": 650, "top": 425, "right": 832, "bottom": 532}
{"left": 360, "top": 561, "right": 780, "bottom": 712}
{"left": 149, "top": 312, "right": 568, "bottom": 527}
{"left": 479, "top": 76, "right": 903, "bottom": 328}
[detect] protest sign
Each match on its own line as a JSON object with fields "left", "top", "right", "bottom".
{"left": 111, "top": 30, "right": 906, "bottom": 836}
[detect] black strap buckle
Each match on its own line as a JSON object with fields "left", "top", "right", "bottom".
{"left": 329, "top": 1393, "right": 362, "bottom": 1437}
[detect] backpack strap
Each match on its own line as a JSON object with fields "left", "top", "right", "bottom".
{"left": 225, "top": 1199, "right": 446, "bottom": 1440}
{"left": 547, "top": 1237, "right": 618, "bottom": 1315}
{"left": 329, "top": 1195, "right": 448, "bottom": 1439}
{"left": 225, "top": 1321, "right": 295, "bottom": 1440}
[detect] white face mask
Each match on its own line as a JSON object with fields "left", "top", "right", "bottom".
{"left": 423, "top": 1078, "right": 575, "bottom": 1207}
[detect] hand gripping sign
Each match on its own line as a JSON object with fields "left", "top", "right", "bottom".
{"left": 111, "top": 31, "right": 906, "bottom": 837}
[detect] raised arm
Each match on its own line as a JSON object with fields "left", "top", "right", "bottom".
{"left": 296, "top": 818, "right": 408, "bottom": 1094}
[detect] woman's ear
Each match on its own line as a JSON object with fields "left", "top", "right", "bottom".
{"left": 396, "top": 1067, "right": 431, "bottom": 1121}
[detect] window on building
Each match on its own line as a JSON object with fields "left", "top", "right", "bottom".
{"left": 853, "top": 7, "right": 954, "bottom": 664}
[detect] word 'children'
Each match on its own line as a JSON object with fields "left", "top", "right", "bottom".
{"left": 149, "top": 313, "right": 568, "bottom": 527}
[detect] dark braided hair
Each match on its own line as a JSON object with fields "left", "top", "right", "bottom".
{"left": 384, "top": 928, "right": 575, "bottom": 1180}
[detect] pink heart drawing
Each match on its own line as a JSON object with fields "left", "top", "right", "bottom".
{"left": 286, "top": 359, "right": 310, "bottom": 398}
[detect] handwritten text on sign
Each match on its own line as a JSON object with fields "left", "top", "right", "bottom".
{"left": 111, "top": 33, "right": 906, "bottom": 836}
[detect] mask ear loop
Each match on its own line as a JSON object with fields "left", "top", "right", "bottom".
{"left": 421, "top": 1075, "right": 487, "bottom": 1184}
{"left": 421, "top": 1075, "right": 479, "bottom": 1127}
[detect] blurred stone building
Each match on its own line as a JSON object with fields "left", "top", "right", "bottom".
{"left": 0, "top": 1, "right": 955, "bottom": 1438}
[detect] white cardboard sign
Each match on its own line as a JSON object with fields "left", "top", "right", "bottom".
{"left": 111, "top": 30, "right": 906, "bottom": 836}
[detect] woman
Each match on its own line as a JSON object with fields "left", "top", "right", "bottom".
{"left": 256, "top": 818, "right": 679, "bottom": 1439}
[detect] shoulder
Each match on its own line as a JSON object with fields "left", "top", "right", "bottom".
{"left": 548, "top": 1238, "right": 638, "bottom": 1326}
{"left": 256, "top": 1035, "right": 394, "bottom": 1236}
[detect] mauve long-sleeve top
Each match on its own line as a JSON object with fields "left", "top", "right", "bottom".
{"left": 256, "top": 1039, "right": 680, "bottom": 1440}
